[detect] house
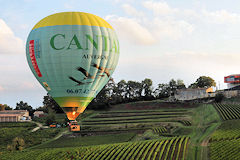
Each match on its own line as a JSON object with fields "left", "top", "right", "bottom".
{"left": 0, "top": 110, "right": 31, "bottom": 122}
{"left": 33, "top": 111, "right": 45, "bottom": 117}
{"left": 174, "top": 88, "right": 215, "bottom": 101}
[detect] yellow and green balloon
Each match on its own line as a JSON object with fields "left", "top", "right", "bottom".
{"left": 26, "top": 12, "right": 119, "bottom": 120}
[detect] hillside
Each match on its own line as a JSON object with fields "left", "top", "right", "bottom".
{"left": 1, "top": 100, "right": 240, "bottom": 159}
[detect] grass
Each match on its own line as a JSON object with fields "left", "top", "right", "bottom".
{"left": 186, "top": 104, "right": 221, "bottom": 160}
{"left": 34, "top": 132, "right": 136, "bottom": 149}
{"left": 0, "top": 122, "right": 64, "bottom": 151}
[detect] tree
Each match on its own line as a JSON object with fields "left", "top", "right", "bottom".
{"left": 15, "top": 101, "right": 33, "bottom": 116}
{"left": 169, "top": 79, "right": 177, "bottom": 96}
{"left": 45, "top": 108, "right": 56, "bottom": 125}
{"left": 188, "top": 82, "right": 198, "bottom": 89}
{"left": 0, "top": 104, "right": 12, "bottom": 111}
{"left": 126, "top": 80, "right": 142, "bottom": 101}
{"left": 215, "top": 93, "right": 224, "bottom": 103}
{"left": 88, "top": 79, "right": 113, "bottom": 110}
{"left": 35, "top": 105, "right": 48, "bottom": 113}
{"left": 112, "top": 80, "right": 126, "bottom": 103}
{"left": 43, "top": 94, "right": 63, "bottom": 113}
{"left": 142, "top": 78, "right": 153, "bottom": 100}
{"left": 195, "top": 76, "right": 216, "bottom": 88}
{"left": 153, "top": 83, "right": 170, "bottom": 98}
{"left": 176, "top": 79, "right": 186, "bottom": 89}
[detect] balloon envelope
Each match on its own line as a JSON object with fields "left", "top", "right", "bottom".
{"left": 26, "top": 12, "right": 119, "bottom": 120}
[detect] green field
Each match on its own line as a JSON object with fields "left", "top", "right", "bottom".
{"left": 2, "top": 101, "right": 240, "bottom": 159}
{"left": 209, "top": 119, "right": 240, "bottom": 160}
{"left": 34, "top": 132, "right": 136, "bottom": 149}
{"left": 0, "top": 137, "right": 189, "bottom": 160}
{"left": 0, "top": 122, "right": 63, "bottom": 151}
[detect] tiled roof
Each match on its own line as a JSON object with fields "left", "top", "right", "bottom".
{"left": 0, "top": 114, "right": 20, "bottom": 117}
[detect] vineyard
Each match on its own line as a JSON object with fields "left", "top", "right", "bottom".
{"left": 81, "top": 109, "right": 191, "bottom": 129}
{"left": 209, "top": 120, "right": 240, "bottom": 160}
{"left": 1, "top": 137, "right": 190, "bottom": 160}
{"left": 152, "top": 127, "right": 167, "bottom": 135}
{"left": 1, "top": 102, "right": 232, "bottom": 160}
{"left": 213, "top": 103, "right": 240, "bottom": 120}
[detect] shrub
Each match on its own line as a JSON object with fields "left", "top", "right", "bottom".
{"left": 7, "top": 137, "right": 25, "bottom": 151}
{"left": 215, "top": 93, "right": 224, "bottom": 103}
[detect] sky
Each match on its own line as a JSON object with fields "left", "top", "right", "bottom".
{"left": 1, "top": 0, "right": 240, "bottom": 108}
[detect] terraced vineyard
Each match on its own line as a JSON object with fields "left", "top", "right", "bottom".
{"left": 209, "top": 120, "right": 240, "bottom": 160}
{"left": 1, "top": 137, "right": 190, "bottom": 160}
{"left": 177, "top": 120, "right": 191, "bottom": 126}
{"left": 81, "top": 109, "right": 190, "bottom": 126}
{"left": 152, "top": 127, "right": 167, "bottom": 135}
{"left": 213, "top": 103, "right": 240, "bottom": 120}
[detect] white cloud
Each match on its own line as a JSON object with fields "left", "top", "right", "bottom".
{"left": 142, "top": 1, "right": 178, "bottom": 15}
{"left": 122, "top": 4, "right": 145, "bottom": 17}
{"left": 106, "top": 15, "right": 155, "bottom": 45}
{"left": 0, "top": 19, "right": 24, "bottom": 54}
{"left": 107, "top": 14, "right": 194, "bottom": 44}
{"left": 202, "top": 10, "right": 240, "bottom": 24}
{"left": 150, "top": 18, "right": 194, "bottom": 40}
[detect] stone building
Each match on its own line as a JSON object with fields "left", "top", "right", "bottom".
{"left": 33, "top": 111, "right": 45, "bottom": 117}
{"left": 0, "top": 110, "right": 31, "bottom": 122}
{"left": 174, "top": 88, "right": 215, "bottom": 101}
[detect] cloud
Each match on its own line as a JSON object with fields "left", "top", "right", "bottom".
{"left": 150, "top": 18, "right": 194, "bottom": 40}
{"left": 0, "top": 54, "right": 41, "bottom": 93}
{"left": 114, "top": 50, "right": 239, "bottom": 88}
{"left": 107, "top": 14, "right": 193, "bottom": 44}
{"left": 142, "top": 1, "right": 178, "bottom": 15}
{"left": 122, "top": 4, "right": 145, "bottom": 17}
{"left": 0, "top": 19, "right": 24, "bottom": 54}
{"left": 106, "top": 15, "right": 156, "bottom": 45}
{"left": 0, "top": 85, "right": 4, "bottom": 92}
{"left": 106, "top": 1, "right": 194, "bottom": 45}
{"left": 202, "top": 10, "right": 240, "bottom": 24}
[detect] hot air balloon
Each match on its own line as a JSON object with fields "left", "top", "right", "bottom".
{"left": 26, "top": 12, "right": 119, "bottom": 128}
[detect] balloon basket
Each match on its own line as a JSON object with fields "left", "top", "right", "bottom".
{"left": 69, "top": 120, "right": 81, "bottom": 132}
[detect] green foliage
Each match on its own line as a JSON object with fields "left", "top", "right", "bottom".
{"left": 0, "top": 104, "right": 12, "bottom": 110}
{"left": 81, "top": 109, "right": 190, "bottom": 127}
{"left": 45, "top": 108, "right": 56, "bottom": 125}
{"left": 43, "top": 93, "right": 63, "bottom": 113}
{"left": 178, "top": 120, "right": 191, "bottom": 126}
{"left": 152, "top": 127, "right": 167, "bottom": 135}
{"left": 210, "top": 120, "right": 240, "bottom": 142}
{"left": 189, "top": 76, "right": 216, "bottom": 88}
{"left": 15, "top": 101, "right": 33, "bottom": 116}
{"left": 142, "top": 78, "right": 153, "bottom": 99}
{"left": 7, "top": 137, "right": 25, "bottom": 151}
{"left": 210, "top": 139, "right": 240, "bottom": 160}
{"left": 35, "top": 105, "right": 48, "bottom": 113}
{"left": 214, "top": 103, "right": 240, "bottom": 120}
{"left": 1, "top": 137, "right": 189, "bottom": 160}
{"left": 215, "top": 93, "right": 224, "bottom": 103}
{"left": 35, "top": 132, "right": 136, "bottom": 149}
{"left": 209, "top": 120, "right": 240, "bottom": 160}
{"left": 0, "top": 123, "right": 62, "bottom": 151}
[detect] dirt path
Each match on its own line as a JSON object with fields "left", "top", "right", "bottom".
{"left": 201, "top": 138, "right": 209, "bottom": 147}
{"left": 30, "top": 121, "right": 49, "bottom": 132}
{"left": 53, "top": 130, "right": 68, "bottom": 140}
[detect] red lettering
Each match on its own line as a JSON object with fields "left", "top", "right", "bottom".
{"left": 29, "top": 40, "right": 42, "bottom": 77}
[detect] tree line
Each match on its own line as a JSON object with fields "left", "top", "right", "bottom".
{"left": 0, "top": 76, "right": 216, "bottom": 113}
